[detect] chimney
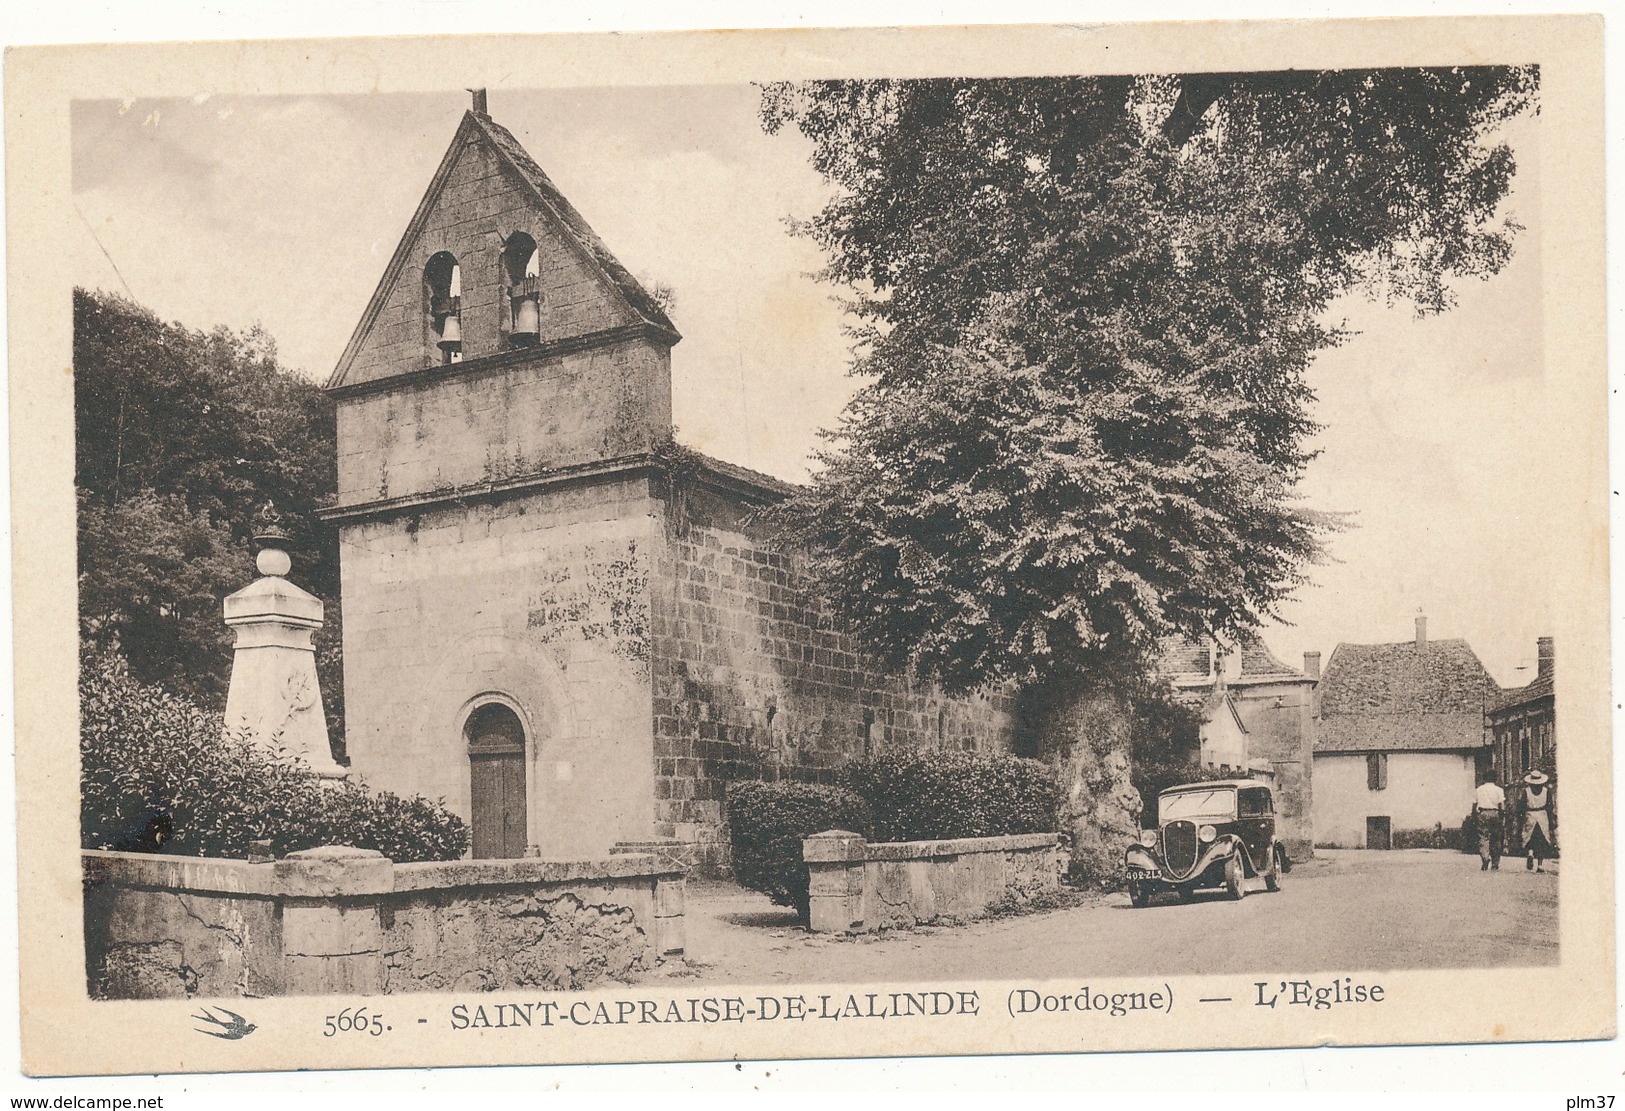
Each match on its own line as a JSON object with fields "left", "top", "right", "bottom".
{"left": 470, "top": 88, "right": 489, "bottom": 116}
{"left": 1537, "top": 636, "right": 1554, "bottom": 679}
{"left": 1303, "top": 651, "right": 1321, "bottom": 680}
{"left": 1415, "top": 614, "right": 1427, "bottom": 649}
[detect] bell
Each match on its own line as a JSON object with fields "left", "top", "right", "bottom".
{"left": 437, "top": 313, "right": 462, "bottom": 350}
{"left": 511, "top": 295, "right": 540, "bottom": 345}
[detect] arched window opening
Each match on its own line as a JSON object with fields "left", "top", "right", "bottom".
{"left": 501, "top": 233, "right": 542, "bottom": 348}
{"left": 465, "top": 701, "right": 527, "bottom": 858}
{"left": 425, "top": 251, "right": 463, "bottom": 365}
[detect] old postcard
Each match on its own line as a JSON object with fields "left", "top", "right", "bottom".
{"left": 7, "top": 14, "right": 1611, "bottom": 1078}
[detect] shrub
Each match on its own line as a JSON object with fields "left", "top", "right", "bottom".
{"left": 1394, "top": 823, "right": 1458, "bottom": 851}
{"left": 80, "top": 653, "right": 467, "bottom": 862}
{"left": 726, "top": 780, "right": 872, "bottom": 919}
{"left": 842, "top": 750, "right": 1060, "bottom": 843}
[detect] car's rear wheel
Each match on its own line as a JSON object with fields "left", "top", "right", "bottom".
{"left": 1264, "top": 846, "right": 1283, "bottom": 893}
{"left": 1225, "top": 854, "right": 1247, "bottom": 900}
{"left": 1128, "top": 881, "right": 1151, "bottom": 908}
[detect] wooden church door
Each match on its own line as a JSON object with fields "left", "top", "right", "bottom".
{"left": 465, "top": 702, "right": 528, "bottom": 858}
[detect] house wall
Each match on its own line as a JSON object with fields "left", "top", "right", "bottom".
{"left": 1491, "top": 698, "right": 1555, "bottom": 782}
{"left": 648, "top": 491, "right": 1019, "bottom": 867}
{"left": 1199, "top": 706, "right": 1248, "bottom": 771}
{"left": 1313, "top": 751, "right": 1477, "bottom": 848}
{"left": 338, "top": 476, "right": 660, "bottom": 859}
{"left": 1230, "top": 679, "right": 1316, "bottom": 861}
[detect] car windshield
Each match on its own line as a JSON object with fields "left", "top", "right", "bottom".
{"left": 1160, "top": 788, "right": 1236, "bottom": 822}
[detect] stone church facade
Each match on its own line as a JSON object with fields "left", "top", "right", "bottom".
{"left": 322, "top": 95, "right": 1014, "bottom": 865}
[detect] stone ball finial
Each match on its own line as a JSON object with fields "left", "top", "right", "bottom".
{"left": 252, "top": 501, "right": 294, "bottom": 578}
{"left": 256, "top": 548, "right": 293, "bottom": 577}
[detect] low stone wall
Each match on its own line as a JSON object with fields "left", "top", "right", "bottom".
{"left": 83, "top": 846, "right": 684, "bottom": 1000}
{"left": 802, "top": 831, "right": 1060, "bottom": 934}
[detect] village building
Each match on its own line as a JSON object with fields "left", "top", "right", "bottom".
{"left": 1162, "top": 637, "right": 1319, "bottom": 860}
{"left": 318, "top": 93, "right": 1022, "bottom": 866}
{"left": 1488, "top": 636, "right": 1556, "bottom": 783}
{"left": 1312, "top": 616, "right": 1497, "bottom": 849}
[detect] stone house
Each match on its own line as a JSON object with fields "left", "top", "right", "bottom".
{"left": 320, "top": 93, "right": 1017, "bottom": 867}
{"left": 1488, "top": 636, "right": 1555, "bottom": 784}
{"left": 1312, "top": 617, "right": 1496, "bottom": 849}
{"left": 1162, "top": 636, "right": 1319, "bottom": 860}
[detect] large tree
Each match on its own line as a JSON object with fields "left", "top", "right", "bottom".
{"left": 761, "top": 69, "right": 1537, "bottom": 694}
{"left": 74, "top": 289, "right": 344, "bottom": 739}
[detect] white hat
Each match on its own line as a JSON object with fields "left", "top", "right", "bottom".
{"left": 1523, "top": 769, "right": 1550, "bottom": 786}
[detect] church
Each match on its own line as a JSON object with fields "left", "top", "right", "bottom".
{"left": 320, "top": 92, "right": 1016, "bottom": 865}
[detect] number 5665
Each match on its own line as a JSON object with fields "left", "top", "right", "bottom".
{"left": 323, "top": 1007, "right": 384, "bottom": 1036}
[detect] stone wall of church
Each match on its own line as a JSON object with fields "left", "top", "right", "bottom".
{"left": 338, "top": 122, "right": 644, "bottom": 389}
{"left": 334, "top": 338, "right": 671, "bottom": 507}
{"left": 647, "top": 489, "right": 1019, "bottom": 869}
{"left": 338, "top": 474, "right": 662, "bottom": 860}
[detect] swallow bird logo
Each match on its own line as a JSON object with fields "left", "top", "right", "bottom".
{"left": 192, "top": 1006, "right": 257, "bottom": 1040}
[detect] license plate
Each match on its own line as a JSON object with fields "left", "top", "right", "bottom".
{"left": 1126, "top": 868, "right": 1159, "bottom": 882}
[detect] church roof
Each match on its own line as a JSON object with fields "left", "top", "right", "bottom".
{"left": 472, "top": 112, "right": 676, "bottom": 336}
{"left": 1315, "top": 637, "right": 1497, "bottom": 753}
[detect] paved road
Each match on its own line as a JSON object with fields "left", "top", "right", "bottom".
{"left": 652, "top": 849, "right": 1558, "bottom": 986}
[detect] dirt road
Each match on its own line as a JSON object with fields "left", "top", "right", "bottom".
{"left": 654, "top": 849, "right": 1558, "bottom": 986}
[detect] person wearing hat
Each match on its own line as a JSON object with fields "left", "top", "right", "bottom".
{"left": 1520, "top": 769, "right": 1555, "bottom": 872}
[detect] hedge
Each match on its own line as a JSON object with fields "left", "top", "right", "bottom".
{"left": 841, "top": 750, "right": 1060, "bottom": 843}
{"left": 80, "top": 653, "right": 467, "bottom": 862}
{"left": 726, "top": 780, "right": 872, "bottom": 919}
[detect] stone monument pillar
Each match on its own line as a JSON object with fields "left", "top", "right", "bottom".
{"left": 223, "top": 504, "right": 346, "bottom": 778}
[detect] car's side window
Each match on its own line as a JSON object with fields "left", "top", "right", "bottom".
{"left": 1239, "top": 788, "right": 1272, "bottom": 818}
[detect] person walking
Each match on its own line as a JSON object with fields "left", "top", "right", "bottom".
{"left": 1474, "top": 771, "right": 1506, "bottom": 871}
{"left": 1520, "top": 769, "right": 1555, "bottom": 872}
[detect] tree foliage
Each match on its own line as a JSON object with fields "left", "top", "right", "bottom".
{"left": 760, "top": 70, "right": 1537, "bottom": 692}
{"left": 74, "top": 289, "right": 343, "bottom": 736}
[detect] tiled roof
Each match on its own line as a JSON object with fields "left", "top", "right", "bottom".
{"left": 1161, "top": 636, "right": 1214, "bottom": 677}
{"left": 689, "top": 450, "right": 801, "bottom": 500}
{"left": 472, "top": 113, "right": 677, "bottom": 336}
{"left": 1490, "top": 671, "right": 1554, "bottom": 714}
{"left": 1315, "top": 638, "right": 1497, "bottom": 753}
{"left": 1161, "top": 635, "right": 1307, "bottom": 681}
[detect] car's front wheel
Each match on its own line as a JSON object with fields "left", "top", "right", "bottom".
{"left": 1225, "top": 853, "right": 1247, "bottom": 900}
{"left": 1128, "top": 880, "right": 1151, "bottom": 908}
{"left": 1264, "top": 846, "right": 1283, "bottom": 893}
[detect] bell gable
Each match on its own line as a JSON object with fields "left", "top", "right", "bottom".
{"left": 329, "top": 104, "right": 678, "bottom": 392}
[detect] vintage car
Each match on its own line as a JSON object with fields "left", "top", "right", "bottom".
{"left": 1123, "top": 778, "right": 1289, "bottom": 906}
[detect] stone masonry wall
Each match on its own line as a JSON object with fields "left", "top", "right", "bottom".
{"left": 1230, "top": 678, "right": 1316, "bottom": 861}
{"left": 649, "top": 498, "right": 1018, "bottom": 868}
{"left": 340, "top": 121, "right": 643, "bottom": 390}
{"left": 803, "top": 831, "right": 1061, "bottom": 934}
{"left": 84, "top": 848, "right": 683, "bottom": 1000}
{"left": 334, "top": 338, "right": 671, "bottom": 507}
{"left": 338, "top": 476, "right": 662, "bottom": 859}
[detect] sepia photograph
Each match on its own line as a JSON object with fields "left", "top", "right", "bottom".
{"left": 6, "top": 10, "right": 1613, "bottom": 1084}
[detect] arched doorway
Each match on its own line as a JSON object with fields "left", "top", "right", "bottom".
{"left": 465, "top": 701, "right": 528, "bottom": 858}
